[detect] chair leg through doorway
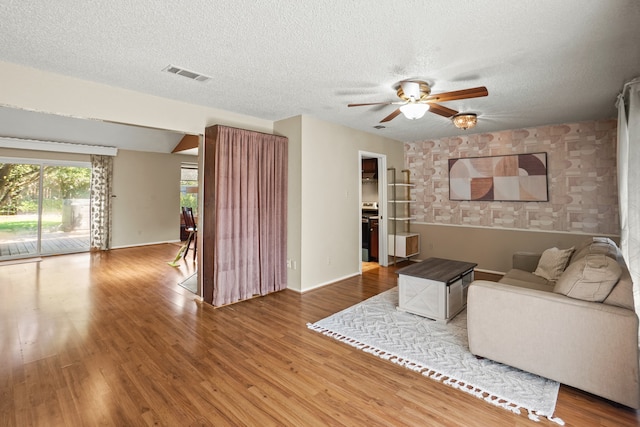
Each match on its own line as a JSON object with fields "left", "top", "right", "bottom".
{"left": 183, "top": 230, "right": 194, "bottom": 260}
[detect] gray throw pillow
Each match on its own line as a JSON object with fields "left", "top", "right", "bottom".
{"left": 533, "top": 247, "right": 575, "bottom": 282}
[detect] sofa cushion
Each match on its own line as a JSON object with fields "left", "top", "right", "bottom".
{"left": 571, "top": 237, "right": 618, "bottom": 264}
{"left": 553, "top": 254, "right": 622, "bottom": 302}
{"left": 499, "top": 269, "right": 554, "bottom": 291}
{"left": 533, "top": 246, "right": 575, "bottom": 282}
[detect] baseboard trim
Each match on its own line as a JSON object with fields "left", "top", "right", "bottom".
{"left": 111, "top": 240, "right": 181, "bottom": 250}
{"left": 289, "top": 272, "right": 361, "bottom": 294}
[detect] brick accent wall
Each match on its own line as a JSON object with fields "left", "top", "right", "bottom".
{"left": 404, "top": 119, "right": 619, "bottom": 235}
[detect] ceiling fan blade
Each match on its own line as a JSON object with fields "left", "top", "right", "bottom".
{"left": 427, "top": 103, "right": 458, "bottom": 118}
{"left": 348, "top": 101, "right": 396, "bottom": 107}
{"left": 425, "top": 86, "right": 488, "bottom": 103}
{"left": 380, "top": 108, "right": 402, "bottom": 123}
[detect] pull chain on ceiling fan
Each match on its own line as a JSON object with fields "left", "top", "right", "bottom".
{"left": 348, "top": 80, "right": 488, "bottom": 128}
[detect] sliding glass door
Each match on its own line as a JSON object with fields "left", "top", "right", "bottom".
{"left": 41, "top": 165, "right": 91, "bottom": 255}
{"left": 0, "top": 162, "right": 40, "bottom": 258}
{"left": 0, "top": 159, "right": 91, "bottom": 260}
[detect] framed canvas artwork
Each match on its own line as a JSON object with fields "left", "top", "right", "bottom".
{"left": 448, "top": 152, "right": 548, "bottom": 202}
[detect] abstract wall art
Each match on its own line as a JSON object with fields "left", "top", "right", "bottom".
{"left": 448, "top": 152, "right": 548, "bottom": 202}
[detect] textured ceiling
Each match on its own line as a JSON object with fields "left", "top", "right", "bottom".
{"left": 0, "top": 0, "right": 639, "bottom": 149}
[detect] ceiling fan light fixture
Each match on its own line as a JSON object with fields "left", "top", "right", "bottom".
{"left": 400, "top": 103, "right": 429, "bottom": 120}
{"left": 452, "top": 113, "right": 478, "bottom": 130}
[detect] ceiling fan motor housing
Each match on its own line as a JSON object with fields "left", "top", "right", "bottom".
{"left": 396, "top": 80, "right": 431, "bottom": 101}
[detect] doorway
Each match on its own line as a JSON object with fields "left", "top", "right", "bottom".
{"left": 0, "top": 158, "right": 91, "bottom": 260}
{"left": 179, "top": 162, "right": 198, "bottom": 241}
{"left": 359, "top": 151, "right": 388, "bottom": 271}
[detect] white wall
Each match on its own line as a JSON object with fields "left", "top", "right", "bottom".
{"left": 276, "top": 115, "right": 404, "bottom": 292}
{"left": 362, "top": 180, "right": 378, "bottom": 202}
{"left": 111, "top": 150, "right": 193, "bottom": 248}
{"left": 273, "top": 116, "right": 303, "bottom": 291}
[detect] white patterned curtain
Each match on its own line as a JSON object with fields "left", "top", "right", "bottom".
{"left": 90, "top": 154, "right": 113, "bottom": 251}
{"left": 617, "top": 79, "right": 640, "bottom": 318}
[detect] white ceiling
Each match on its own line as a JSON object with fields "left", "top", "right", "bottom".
{"left": 0, "top": 0, "right": 639, "bottom": 150}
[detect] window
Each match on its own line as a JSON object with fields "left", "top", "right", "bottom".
{"left": 180, "top": 163, "right": 198, "bottom": 215}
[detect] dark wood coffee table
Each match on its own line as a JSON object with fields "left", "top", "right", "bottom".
{"left": 396, "top": 257, "right": 477, "bottom": 322}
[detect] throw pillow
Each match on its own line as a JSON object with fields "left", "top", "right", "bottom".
{"left": 553, "top": 254, "right": 622, "bottom": 302}
{"left": 533, "top": 246, "right": 575, "bottom": 282}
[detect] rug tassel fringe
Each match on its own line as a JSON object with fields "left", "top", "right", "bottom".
{"left": 306, "top": 322, "right": 565, "bottom": 425}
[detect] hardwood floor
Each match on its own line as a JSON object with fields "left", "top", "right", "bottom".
{"left": 1, "top": 245, "right": 638, "bottom": 426}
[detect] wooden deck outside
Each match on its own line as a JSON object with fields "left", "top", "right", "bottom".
{"left": 0, "top": 235, "right": 89, "bottom": 258}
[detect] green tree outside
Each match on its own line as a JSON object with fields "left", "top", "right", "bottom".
{"left": 0, "top": 163, "right": 39, "bottom": 214}
{"left": 0, "top": 163, "right": 91, "bottom": 233}
{"left": 45, "top": 166, "right": 91, "bottom": 199}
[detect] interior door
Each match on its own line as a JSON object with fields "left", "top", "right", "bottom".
{"left": 358, "top": 151, "right": 388, "bottom": 269}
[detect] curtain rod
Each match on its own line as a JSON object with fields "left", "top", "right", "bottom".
{"left": 209, "top": 124, "right": 287, "bottom": 139}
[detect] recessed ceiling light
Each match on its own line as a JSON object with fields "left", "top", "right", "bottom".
{"left": 162, "top": 65, "right": 211, "bottom": 82}
{"left": 373, "top": 125, "right": 386, "bottom": 129}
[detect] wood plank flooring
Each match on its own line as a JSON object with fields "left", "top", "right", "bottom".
{"left": 0, "top": 244, "right": 638, "bottom": 426}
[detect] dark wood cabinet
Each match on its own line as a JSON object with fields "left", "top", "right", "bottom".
{"left": 362, "top": 158, "right": 377, "bottom": 173}
{"left": 369, "top": 218, "right": 379, "bottom": 261}
{"left": 362, "top": 158, "right": 378, "bottom": 180}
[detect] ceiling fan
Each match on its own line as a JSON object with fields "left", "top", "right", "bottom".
{"left": 348, "top": 80, "right": 488, "bottom": 125}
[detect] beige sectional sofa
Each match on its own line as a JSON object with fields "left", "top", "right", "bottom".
{"left": 467, "top": 237, "right": 640, "bottom": 409}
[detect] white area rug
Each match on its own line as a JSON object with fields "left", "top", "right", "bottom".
{"left": 178, "top": 272, "right": 198, "bottom": 294}
{"left": 308, "top": 288, "right": 563, "bottom": 424}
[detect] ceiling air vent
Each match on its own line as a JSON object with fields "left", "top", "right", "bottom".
{"left": 162, "top": 65, "right": 211, "bottom": 82}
